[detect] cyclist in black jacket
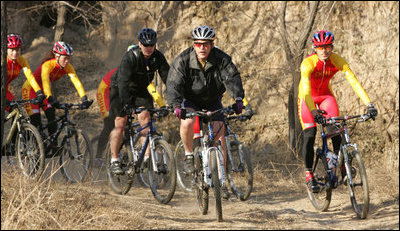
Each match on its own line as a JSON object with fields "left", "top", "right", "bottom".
{"left": 166, "top": 25, "right": 245, "bottom": 199}
{"left": 108, "top": 28, "right": 169, "bottom": 175}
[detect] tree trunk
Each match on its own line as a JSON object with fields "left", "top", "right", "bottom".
{"left": 1, "top": 1, "right": 7, "bottom": 149}
{"left": 279, "top": 1, "right": 319, "bottom": 158}
{"left": 54, "top": 2, "right": 66, "bottom": 42}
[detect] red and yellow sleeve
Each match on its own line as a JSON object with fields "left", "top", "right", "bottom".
{"left": 18, "top": 56, "right": 41, "bottom": 93}
{"left": 298, "top": 55, "right": 318, "bottom": 111}
{"left": 65, "top": 64, "right": 86, "bottom": 98}
{"left": 330, "top": 54, "right": 371, "bottom": 105}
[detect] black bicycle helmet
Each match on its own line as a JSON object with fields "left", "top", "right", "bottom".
{"left": 192, "top": 25, "right": 215, "bottom": 40}
{"left": 138, "top": 28, "right": 157, "bottom": 45}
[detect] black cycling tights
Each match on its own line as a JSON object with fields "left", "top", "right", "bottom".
{"left": 302, "top": 127, "right": 342, "bottom": 170}
{"left": 30, "top": 108, "right": 57, "bottom": 137}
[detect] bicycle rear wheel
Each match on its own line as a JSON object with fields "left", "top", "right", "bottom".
{"left": 59, "top": 129, "right": 93, "bottom": 183}
{"left": 194, "top": 147, "right": 209, "bottom": 215}
{"left": 105, "top": 139, "right": 134, "bottom": 194}
{"left": 148, "top": 139, "right": 176, "bottom": 204}
{"left": 226, "top": 141, "right": 253, "bottom": 201}
{"left": 210, "top": 149, "right": 223, "bottom": 222}
{"left": 174, "top": 139, "right": 197, "bottom": 192}
{"left": 307, "top": 155, "right": 332, "bottom": 211}
{"left": 345, "top": 150, "right": 369, "bottom": 219}
{"left": 15, "top": 122, "right": 45, "bottom": 180}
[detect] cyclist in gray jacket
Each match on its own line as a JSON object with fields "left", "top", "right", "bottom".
{"left": 166, "top": 25, "right": 245, "bottom": 199}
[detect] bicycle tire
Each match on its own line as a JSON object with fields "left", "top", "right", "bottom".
{"left": 307, "top": 154, "right": 332, "bottom": 211}
{"left": 59, "top": 129, "right": 93, "bottom": 183}
{"left": 174, "top": 140, "right": 194, "bottom": 192}
{"left": 346, "top": 150, "right": 369, "bottom": 219}
{"left": 148, "top": 139, "right": 177, "bottom": 204}
{"left": 105, "top": 139, "right": 134, "bottom": 194}
{"left": 15, "top": 122, "right": 45, "bottom": 180}
{"left": 194, "top": 147, "right": 209, "bottom": 215}
{"left": 210, "top": 149, "right": 223, "bottom": 222}
{"left": 226, "top": 141, "right": 253, "bottom": 201}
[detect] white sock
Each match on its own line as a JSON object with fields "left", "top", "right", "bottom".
{"left": 111, "top": 158, "right": 120, "bottom": 163}
{"left": 185, "top": 152, "right": 193, "bottom": 156}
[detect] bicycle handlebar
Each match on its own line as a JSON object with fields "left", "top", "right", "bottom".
{"left": 129, "top": 106, "right": 171, "bottom": 119}
{"left": 55, "top": 99, "right": 94, "bottom": 110}
{"left": 9, "top": 98, "right": 40, "bottom": 107}
{"left": 326, "top": 114, "right": 371, "bottom": 124}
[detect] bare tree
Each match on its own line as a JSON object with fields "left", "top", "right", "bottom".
{"left": 54, "top": 1, "right": 66, "bottom": 42}
{"left": 1, "top": 1, "right": 7, "bottom": 149}
{"left": 278, "top": 1, "right": 319, "bottom": 158}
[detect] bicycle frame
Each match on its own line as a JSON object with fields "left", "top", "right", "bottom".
{"left": 3, "top": 100, "right": 35, "bottom": 151}
{"left": 38, "top": 104, "right": 83, "bottom": 157}
{"left": 190, "top": 110, "right": 226, "bottom": 188}
{"left": 124, "top": 109, "right": 167, "bottom": 176}
{"left": 314, "top": 114, "right": 367, "bottom": 191}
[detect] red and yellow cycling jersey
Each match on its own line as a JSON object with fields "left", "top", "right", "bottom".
{"left": 22, "top": 58, "right": 86, "bottom": 115}
{"left": 31, "top": 58, "right": 86, "bottom": 98}
{"left": 6, "top": 56, "right": 41, "bottom": 101}
{"left": 97, "top": 68, "right": 166, "bottom": 119}
{"left": 298, "top": 53, "right": 371, "bottom": 129}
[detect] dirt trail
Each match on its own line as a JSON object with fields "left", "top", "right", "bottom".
{"left": 83, "top": 166, "right": 399, "bottom": 230}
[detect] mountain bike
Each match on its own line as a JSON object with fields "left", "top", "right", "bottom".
{"left": 184, "top": 108, "right": 231, "bottom": 222}
{"left": 37, "top": 101, "right": 93, "bottom": 183}
{"left": 2, "top": 99, "right": 45, "bottom": 179}
{"left": 175, "top": 107, "right": 253, "bottom": 201}
{"left": 105, "top": 107, "right": 176, "bottom": 204}
{"left": 307, "top": 110, "right": 372, "bottom": 219}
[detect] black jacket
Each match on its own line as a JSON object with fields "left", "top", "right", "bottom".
{"left": 111, "top": 45, "right": 169, "bottom": 106}
{"left": 166, "top": 46, "right": 244, "bottom": 108}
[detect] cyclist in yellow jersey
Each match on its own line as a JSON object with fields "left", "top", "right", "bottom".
{"left": 22, "top": 41, "right": 92, "bottom": 148}
{"left": 298, "top": 30, "right": 378, "bottom": 192}
{"left": 5, "top": 34, "right": 45, "bottom": 110}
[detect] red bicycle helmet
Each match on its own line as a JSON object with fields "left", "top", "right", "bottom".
{"left": 312, "top": 30, "right": 334, "bottom": 47}
{"left": 7, "top": 33, "right": 24, "bottom": 48}
{"left": 53, "top": 41, "right": 74, "bottom": 56}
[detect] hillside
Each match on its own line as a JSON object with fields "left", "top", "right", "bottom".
{"left": 2, "top": 1, "right": 399, "bottom": 229}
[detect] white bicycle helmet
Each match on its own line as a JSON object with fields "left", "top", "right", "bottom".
{"left": 191, "top": 25, "right": 215, "bottom": 40}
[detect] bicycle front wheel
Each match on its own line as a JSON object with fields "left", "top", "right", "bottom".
{"left": 105, "top": 140, "right": 134, "bottom": 194}
{"left": 148, "top": 139, "right": 177, "bottom": 204}
{"left": 210, "top": 149, "right": 223, "bottom": 222}
{"left": 59, "top": 129, "right": 92, "bottom": 183}
{"left": 346, "top": 150, "right": 369, "bottom": 219}
{"left": 307, "top": 155, "right": 332, "bottom": 211}
{"left": 226, "top": 141, "right": 253, "bottom": 201}
{"left": 194, "top": 147, "right": 209, "bottom": 215}
{"left": 16, "top": 122, "right": 45, "bottom": 180}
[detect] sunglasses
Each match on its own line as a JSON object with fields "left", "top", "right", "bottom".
{"left": 194, "top": 42, "right": 212, "bottom": 48}
{"left": 315, "top": 45, "right": 333, "bottom": 51}
{"left": 143, "top": 44, "right": 155, "bottom": 47}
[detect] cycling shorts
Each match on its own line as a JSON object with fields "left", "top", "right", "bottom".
{"left": 298, "top": 94, "right": 339, "bottom": 130}
{"left": 109, "top": 86, "right": 154, "bottom": 119}
{"left": 21, "top": 80, "right": 52, "bottom": 116}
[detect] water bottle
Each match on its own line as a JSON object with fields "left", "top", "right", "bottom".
{"left": 326, "top": 150, "right": 338, "bottom": 170}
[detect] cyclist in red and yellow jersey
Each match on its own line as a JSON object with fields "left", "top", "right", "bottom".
{"left": 298, "top": 30, "right": 378, "bottom": 193}
{"left": 22, "top": 41, "right": 92, "bottom": 147}
{"left": 5, "top": 34, "right": 45, "bottom": 111}
{"left": 95, "top": 66, "right": 166, "bottom": 161}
